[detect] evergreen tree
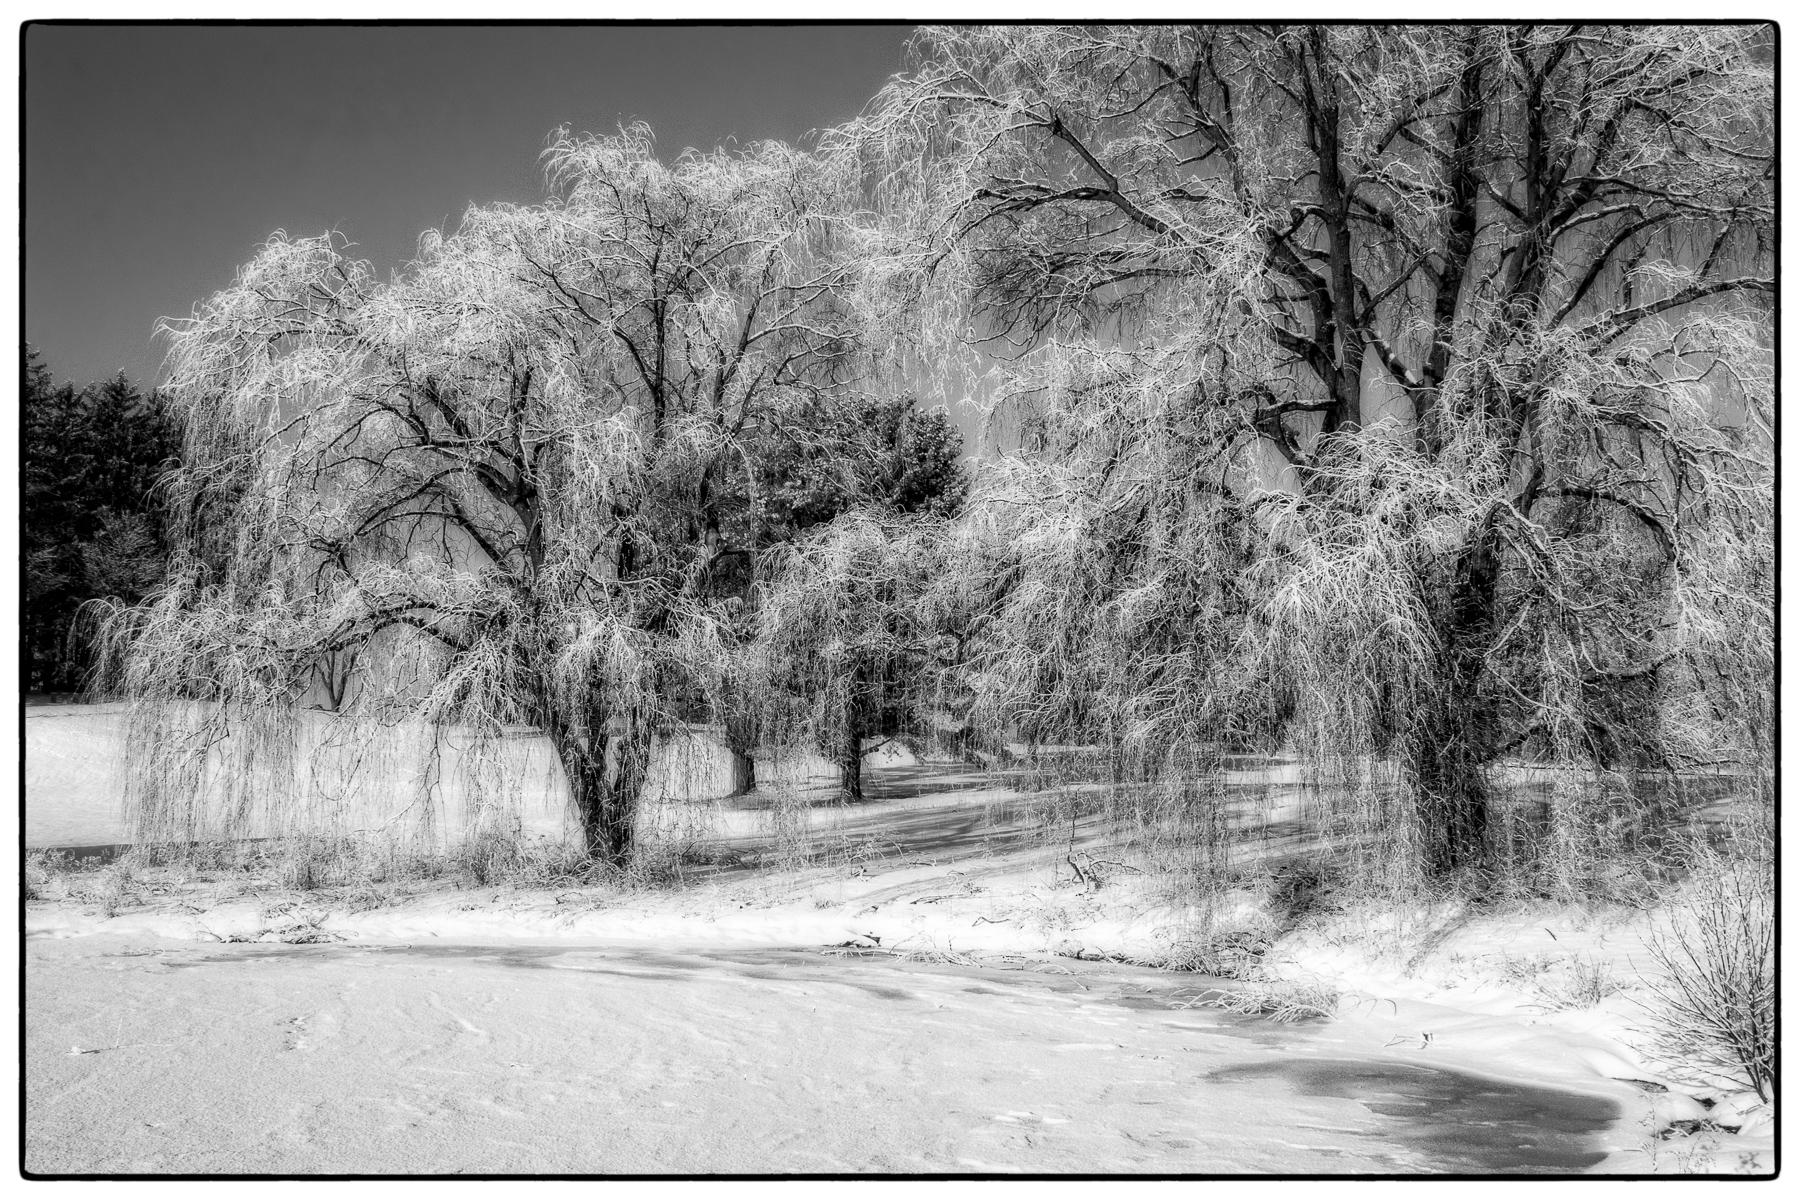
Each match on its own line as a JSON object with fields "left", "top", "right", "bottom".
{"left": 23, "top": 349, "right": 179, "bottom": 692}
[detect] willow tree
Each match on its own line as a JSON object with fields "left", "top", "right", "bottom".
{"left": 99, "top": 126, "right": 880, "bottom": 865}
{"left": 725, "top": 394, "right": 968, "bottom": 791}
{"left": 845, "top": 24, "right": 1773, "bottom": 877}
{"left": 751, "top": 509, "right": 953, "bottom": 803}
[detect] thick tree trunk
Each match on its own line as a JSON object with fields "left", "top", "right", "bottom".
{"left": 544, "top": 695, "right": 647, "bottom": 866}
{"left": 724, "top": 715, "right": 757, "bottom": 796}
{"left": 1411, "top": 705, "right": 1491, "bottom": 875}
{"left": 729, "top": 749, "right": 756, "bottom": 796}
{"left": 1411, "top": 539, "right": 1501, "bottom": 874}
{"left": 837, "top": 700, "right": 864, "bottom": 803}
{"left": 560, "top": 739, "right": 612, "bottom": 861}
{"left": 600, "top": 710, "right": 653, "bottom": 863}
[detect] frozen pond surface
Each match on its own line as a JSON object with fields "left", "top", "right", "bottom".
{"left": 27, "top": 935, "right": 1618, "bottom": 1175}
{"left": 24, "top": 705, "right": 846, "bottom": 851}
{"left": 25, "top": 707, "right": 131, "bottom": 848}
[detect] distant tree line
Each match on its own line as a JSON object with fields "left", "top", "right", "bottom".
{"left": 23, "top": 348, "right": 179, "bottom": 693}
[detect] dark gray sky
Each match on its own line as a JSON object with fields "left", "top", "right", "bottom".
{"left": 25, "top": 23, "right": 914, "bottom": 388}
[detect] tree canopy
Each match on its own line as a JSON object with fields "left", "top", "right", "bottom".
{"left": 842, "top": 23, "right": 1772, "bottom": 876}
{"left": 98, "top": 25, "right": 1771, "bottom": 886}
{"left": 101, "top": 126, "right": 962, "bottom": 862}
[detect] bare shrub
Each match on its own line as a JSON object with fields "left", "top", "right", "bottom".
{"left": 277, "top": 835, "right": 351, "bottom": 891}
{"left": 24, "top": 850, "right": 68, "bottom": 902}
{"left": 452, "top": 824, "right": 524, "bottom": 888}
{"left": 90, "top": 862, "right": 135, "bottom": 919}
{"left": 1639, "top": 843, "right": 1774, "bottom": 1101}
{"left": 504, "top": 836, "right": 607, "bottom": 890}
{"left": 258, "top": 901, "right": 340, "bottom": 944}
{"left": 620, "top": 838, "right": 743, "bottom": 891}
{"left": 338, "top": 878, "right": 403, "bottom": 913}
{"left": 1553, "top": 960, "right": 1622, "bottom": 1011}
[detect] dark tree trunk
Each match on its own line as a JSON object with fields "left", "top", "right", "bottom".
{"left": 601, "top": 709, "right": 653, "bottom": 863}
{"left": 1411, "top": 705, "right": 1491, "bottom": 875}
{"left": 837, "top": 697, "right": 864, "bottom": 803}
{"left": 730, "top": 748, "right": 756, "bottom": 796}
{"left": 544, "top": 693, "right": 646, "bottom": 865}
{"left": 560, "top": 737, "right": 611, "bottom": 860}
{"left": 1412, "top": 538, "right": 1501, "bottom": 874}
{"left": 724, "top": 715, "right": 757, "bottom": 796}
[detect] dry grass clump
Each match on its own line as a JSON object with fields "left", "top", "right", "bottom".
{"left": 494, "top": 836, "right": 609, "bottom": 889}
{"left": 278, "top": 835, "right": 351, "bottom": 891}
{"left": 24, "top": 850, "right": 68, "bottom": 902}
{"left": 87, "top": 861, "right": 138, "bottom": 919}
{"left": 1193, "top": 981, "right": 1340, "bottom": 1023}
{"left": 138, "top": 800, "right": 746, "bottom": 898}
{"left": 1160, "top": 927, "right": 1277, "bottom": 980}
{"left": 1546, "top": 955, "right": 1624, "bottom": 1011}
{"left": 35, "top": 809, "right": 750, "bottom": 914}
{"left": 450, "top": 824, "right": 528, "bottom": 888}
{"left": 613, "top": 838, "right": 745, "bottom": 891}
{"left": 337, "top": 878, "right": 407, "bottom": 914}
{"left": 1504, "top": 953, "right": 1623, "bottom": 1012}
{"left": 897, "top": 940, "right": 984, "bottom": 967}
{"left": 32, "top": 856, "right": 141, "bottom": 918}
{"left": 255, "top": 900, "right": 342, "bottom": 944}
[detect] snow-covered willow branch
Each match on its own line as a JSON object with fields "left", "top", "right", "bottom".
{"left": 834, "top": 24, "right": 1772, "bottom": 880}
{"left": 100, "top": 126, "right": 903, "bottom": 865}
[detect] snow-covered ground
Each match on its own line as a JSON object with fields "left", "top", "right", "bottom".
{"left": 23, "top": 707, "right": 1773, "bottom": 1174}
{"left": 28, "top": 932, "right": 1637, "bottom": 1175}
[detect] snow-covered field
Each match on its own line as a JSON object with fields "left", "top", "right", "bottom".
{"left": 23, "top": 706, "right": 1773, "bottom": 1175}
{"left": 28, "top": 934, "right": 1629, "bottom": 1175}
